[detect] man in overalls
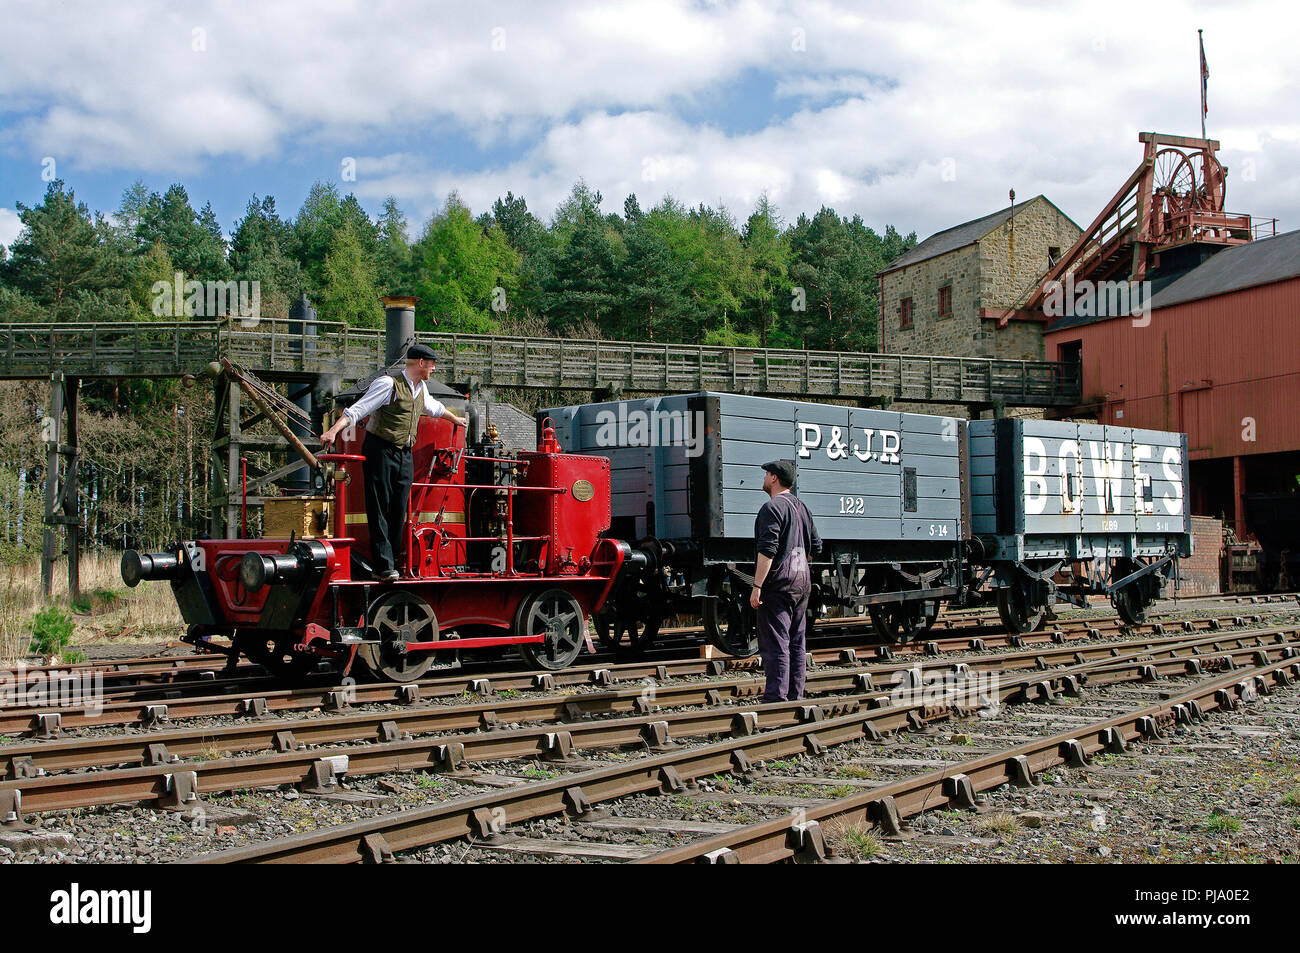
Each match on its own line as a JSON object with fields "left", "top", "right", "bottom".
{"left": 749, "top": 459, "right": 822, "bottom": 702}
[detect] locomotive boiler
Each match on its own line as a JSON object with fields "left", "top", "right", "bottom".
{"left": 122, "top": 414, "right": 634, "bottom": 680}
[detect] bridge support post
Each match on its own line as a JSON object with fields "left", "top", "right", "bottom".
{"left": 40, "top": 372, "right": 81, "bottom": 602}
{"left": 225, "top": 382, "right": 242, "bottom": 537}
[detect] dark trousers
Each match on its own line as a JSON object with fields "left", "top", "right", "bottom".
{"left": 362, "top": 431, "right": 413, "bottom": 574}
{"left": 757, "top": 588, "right": 810, "bottom": 702}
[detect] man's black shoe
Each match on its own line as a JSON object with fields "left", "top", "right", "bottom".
{"left": 377, "top": 569, "right": 400, "bottom": 582}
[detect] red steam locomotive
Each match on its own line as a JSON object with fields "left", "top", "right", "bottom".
{"left": 122, "top": 415, "right": 635, "bottom": 681}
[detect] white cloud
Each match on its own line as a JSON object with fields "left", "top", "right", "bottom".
{"left": 0, "top": 0, "right": 1296, "bottom": 237}
{"left": 0, "top": 207, "right": 20, "bottom": 251}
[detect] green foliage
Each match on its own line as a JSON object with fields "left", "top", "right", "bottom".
{"left": 1205, "top": 811, "right": 1242, "bottom": 834}
{"left": 229, "top": 194, "right": 305, "bottom": 320}
{"left": 0, "top": 173, "right": 920, "bottom": 353}
{"left": 319, "top": 221, "right": 384, "bottom": 327}
{"left": 136, "top": 184, "right": 229, "bottom": 280}
{"left": 1, "top": 180, "right": 125, "bottom": 321}
{"left": 832, "top": 823, "right": 884, "bottom": 860}
{"left": 376, "top": 196, "right": 412, "bottom": 295}
{"left": 410, "top": 193, "right": 518, "bottom": 334}
{"left": 30, "top": 604, "right": 75, "bottom": 657}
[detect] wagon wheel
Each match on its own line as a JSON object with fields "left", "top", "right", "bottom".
{"left": 517, "top": 589, "right": 587, "bottom": 671}
{"left": 1111, "top": 558, "right": 1160, "bottom": 626}
{"left": 703, "top": 571, "right": 758, "bottom": 657}
{"left": 359, "top": 590, "right": 446, "bottom": 683}
{"left": 592, "top": 575, "right": 662, "bottom": 655}
{"left": 996, "top": 584, "right": 1047, "bottom": 634}
{"left": 868, "top": 601, "right": 928, "bottom": 643}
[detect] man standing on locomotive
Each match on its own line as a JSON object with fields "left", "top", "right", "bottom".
{"left": 749, "top": 459, "right": 821, "bottom": 702}
{"left": 320, "top": 344, "right": 468, "bottom": 581}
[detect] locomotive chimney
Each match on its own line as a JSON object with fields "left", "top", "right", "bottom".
{"left": 381, "top": 295, "right": 418, "bottom": 366}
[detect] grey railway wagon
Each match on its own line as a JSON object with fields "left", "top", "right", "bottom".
{"left": 970, "top": 418, "right": 1191, "bottom": 560}
{"left": 545, "top": 391, "right": 968, "bottom": 557}
{"left": 969, "top": 417, "right": 1191, "bottom": 630}
{"left": 544, "top": 391, "right": 969, "bottom": 652}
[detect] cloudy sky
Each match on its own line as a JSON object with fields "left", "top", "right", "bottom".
{"left": 1, "top": 0, "right": 1296, "bottom": 251}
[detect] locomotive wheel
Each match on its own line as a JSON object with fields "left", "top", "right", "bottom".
{"left": 360, "top": 590, "right": 443, "bottom": 683}
{"left": 703, "top": 572, "right": 758, "bottom": 658}
{"left": 517, "top": 589, "right": 587, "bottom": 671}
{"left": 868, "top": 601, "right": 928, "bottom": 643}
{"left": 593, "top": 581, "right": 662, "bottom": 655}
{"left": 996, "top": 585, "right": 1047, "bottom": 634}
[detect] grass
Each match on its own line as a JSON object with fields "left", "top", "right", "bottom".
{"left": 198, "top": 745, "right": 229, "bottom": 761}
{"left": 826, "top": 821, "right": 884, "bottom": 861}
{"left": 827, "top": 784, "right": 857, "bottom": 798}
{"left": 521, "top": 765, "right": 558, "bottom": 781}
{"left": 1205, "top": 811, "right": 1242, "bottom": 834}
{"left": 1, "top": 552, "right": 185, "bottom": 661}
{"left": 836, "top": 764, "right": 873, "bottom": 780}
{"left": 976, "top": 811, "right": 1021, "bottom": 838}
{"left": 416, "top": 774, "right": 444, "bottom": 789}
{"left": 1281, "top": 788, "right": 1300, "bottom": 808}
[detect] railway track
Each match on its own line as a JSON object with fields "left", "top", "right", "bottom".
{"left": 176, "top": 624, "right": 1298, "bottom": 863}
{"left": 638, "top": 653, "right": 1300, "bottom": 863}
{"left": 0, "top": 622, "right": 1286, "bottom": 782}
{"left": 2, "top": 600, "right": 1295, "bottom": 864}
{"left": 0, "top": 608, "right": 1280, "bottom": 737}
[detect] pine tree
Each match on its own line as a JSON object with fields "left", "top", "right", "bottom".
{"left": 1, "top": 180, "right": 117, "bottom": 321}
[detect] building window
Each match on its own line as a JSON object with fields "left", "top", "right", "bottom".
{"left": 937, "top": 284, "right": 952, "bottom": 318}
{"left": 1048, "top": 246, "right": 1061, "bottom": 267}
{"left": 900, "top": 297, "right": 913, "bottom": 329}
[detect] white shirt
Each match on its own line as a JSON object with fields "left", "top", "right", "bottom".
{"left": 343, "top": 371, "right": 447, "bottom": 442}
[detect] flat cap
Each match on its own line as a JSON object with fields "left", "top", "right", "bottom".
{"left": 406, "top": 343, "right": 437, "bottom": 361}
{"left": 761, "top": 459, "right": 797, "bottom": 486}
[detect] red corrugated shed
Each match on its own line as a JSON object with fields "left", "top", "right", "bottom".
{"left": 1045, "top": 275, "right": 1300, "bottom": 459}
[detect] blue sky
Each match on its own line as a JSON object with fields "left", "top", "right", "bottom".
{"left": 2, "top": 0, "right": 1297, "bottom": 250}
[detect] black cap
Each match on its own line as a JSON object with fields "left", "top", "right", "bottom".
{"left": 761, "top": 459, "right": 796, "bottom": 487}
{"left": 406, "top": 343, "right": 437, "bottom": 361}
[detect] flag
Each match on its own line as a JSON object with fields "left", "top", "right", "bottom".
{"left": 1200, "top": 31, "right": 1209, "bottom": 117}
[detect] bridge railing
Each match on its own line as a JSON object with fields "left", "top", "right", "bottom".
{"left": 219, "top": 315, "right": 386, "bottom": 377}
{"left": 426, "top": 332, "right": 1081, "bottom": 405}
{"left": 0, "top": 319, "right": 1083, "bottom": 405}
{"left": 0, "top": 320, "right": 222, "bottom": 378}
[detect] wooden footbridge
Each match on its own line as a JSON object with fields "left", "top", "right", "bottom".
{"left": 0, "top": 314, "right": 1081, "bottom": 597}
{"left": 0, "top": 316, "right": 1080, "bottom": 405}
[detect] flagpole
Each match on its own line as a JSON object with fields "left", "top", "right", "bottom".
{"left": 1199, "top": 29, "right": 1207, "bottom": 140}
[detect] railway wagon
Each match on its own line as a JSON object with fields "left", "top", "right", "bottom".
{"left": 544, "top": 391, "right": 969, "bottom": 654}
{"left": 970, "top": 418, "right": 1192, "bottom": 630}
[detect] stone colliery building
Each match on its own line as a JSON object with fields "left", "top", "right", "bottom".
{"left": 877, "top": 195, "right": 1081, "bottom": 362}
